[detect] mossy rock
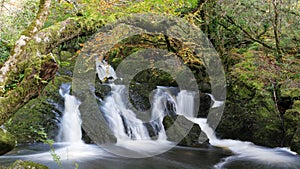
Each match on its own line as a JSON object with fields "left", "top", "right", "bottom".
{"left": 4, "top": 75, "right": 71, "bottom": 143}
{"left": 281, "top": 87, "right": 300, "bottom": 99}
{"left": 217, "top": 80, "right": 283, "bottom": 148}
{"left": 291, "top": 127, "right": 300, "bottom": 155}
{"left": 287, "top": 100, "right": 300, "bottom": 154}
{"left": 216, "top": 50, "right": 295, "bottom": 148}
{"left": 163, "top": 115, "right": 201, "bottom": 146}
{"left": 8, "top": 160, "right": 48, "bottom": 169}
{"left": 284, "top": 107, "right": 300, "bottom": 144}
{"left": 0, "top": 128, "right": 16, "bottom": 155}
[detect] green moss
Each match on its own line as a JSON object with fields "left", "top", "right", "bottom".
{"left": 281, "top": 88, "right": 300, "bottom": 99}
{"left": 0, "top": 128, "right": 16, "bottom": 155}
{"left": 291, "top": 127, "right": 300, "bottom": 154}
{"left": 8, "top": 160, "right": 49, "bottom": 169}
{"left": 218, "top": 59, "right": 284, "bottom": 147}
{"left": 4, "top": 76, "right": 71, "bottom": 143}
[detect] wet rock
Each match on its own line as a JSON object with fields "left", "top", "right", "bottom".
{"left": 291, "top": 127, "right": 300, "bottom": 155}
{"left": 163, "top": 115, "right": 202, "bottom": 146}
{"left": 216, "top": 50, "right": 300, "bottom": 151}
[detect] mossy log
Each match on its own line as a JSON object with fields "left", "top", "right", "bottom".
{"left": 0, "top": 14, "right": 105, "bottom": 125}
{"left": 0, "top": 0, "right": 52, "bottom": 92}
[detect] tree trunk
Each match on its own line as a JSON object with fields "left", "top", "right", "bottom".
{"left": 0, "top": 0, "right": 52, "bottom": 93}
{"left": 0, "top": 12, "right": 105, "bottom": 125}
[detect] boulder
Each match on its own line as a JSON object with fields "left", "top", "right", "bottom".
{"left": 287, "top": 100, "right": 300, "bottom": 154}
{"left": 0, "top": 128, "right": 16, "bottom": 155}
{"left": 4, "top": 76, "right": 71, "bottom": 143}
{"left": 163, "top": 115, "right": 202, "bottom": 146}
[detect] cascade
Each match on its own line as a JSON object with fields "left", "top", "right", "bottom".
{"left": 101, "top": 84, "right": 151, "bottom": 141}
{"left": 1, "top": 60, "right": 298, "bottom": 168}
{"left": 57, "top": 84, "right": 83, "bottom": 143}
{"left": 96, "top": 60, "right": 299, "bottom": 165}
{"left": 96, "top": 60, "right": 117, "bottom": 81}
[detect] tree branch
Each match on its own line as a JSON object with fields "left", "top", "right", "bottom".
{"left": 272, "top": 0, "right": 283, "bottom": 60}
{"left": 225, "top": 15, "right": 275, "bottom": 50}
{"left": 0, "top": 13, "right": 105, "bottom": 125}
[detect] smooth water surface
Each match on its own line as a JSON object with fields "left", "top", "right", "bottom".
{"left": 1, "top": 143, "right": 300, "bottom": 169}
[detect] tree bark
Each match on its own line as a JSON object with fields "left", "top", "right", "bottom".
{"left": 0, "top": 7, "right": 105, "bottom": 125}
{"left": 0, "top": 0, "right": 52, "bottom": 93}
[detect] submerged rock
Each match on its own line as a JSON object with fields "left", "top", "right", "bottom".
{"left": 0, "top": 128, "right": 16, "bottom": 155}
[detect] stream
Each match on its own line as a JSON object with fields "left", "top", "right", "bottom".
{"left": 1, "top": 61, "right": 300, "bottom": 169}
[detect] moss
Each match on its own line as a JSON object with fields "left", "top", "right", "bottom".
{"left": 291, "top": 126, "right": 300, "bottom": 154}
{"left": 8, "top": 160, "right": 49, "bottom": 169}
{"left": 281, "top": 88, "right": 300, "bottom": 99}
{"left": 4, "top": 76, "right": 71, "bottom": 143}
{"left": 218, "top": 51, "right": 284, "bottom": 147}
{"left": 285, "top": 100, "right": 300, "bottom": 153}
{"left": 0, "top": 128, "right": 16, "bottom": 155}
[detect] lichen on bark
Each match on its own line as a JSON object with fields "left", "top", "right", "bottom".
{"left": 0, "top": 14, "right": 105, "bottom": 125}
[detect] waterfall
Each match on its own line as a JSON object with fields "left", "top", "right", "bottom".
{"left": 96, "top": 60, "right": 117, "bottom": 81}
{"left": 101, "top": 84, "right": 150, "bottom": 141}
{"left": 96, "top": 60, "right": 298, "bottom": 163}
{"left": 54, "top": 59, "right": 300, "bottom": 163}
{"left": 57, "top": 84, "right": 83, "bottom": 144}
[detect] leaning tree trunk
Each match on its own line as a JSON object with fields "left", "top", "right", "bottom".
{"left": 0, "top": 3, "right": 105, "bottom": 125}
{"left": 0, "top": 0, "right": 52, "bottom": 125}
{"left": 0, "top": 0, "right": 52, "bottom": 91}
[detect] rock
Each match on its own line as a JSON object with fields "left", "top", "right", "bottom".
{"left": 217, "top": 84, "right": 284, "bottom": 148}
{"left": 291, "top": 127, "right": 300, "bottom": 154}
{"left": 216, "top": 50, "right": 300, "bottom": 151}
{"left": 0, "top": 128, "right": 16, "bottom": 155}
{"left": 287, "top": 100, "right": 300, "bottom": 154}
{"left": 216, "top": 50, "right": 284, "bottom": 147}
{"left": 8, "top": 160, "right": 49, "bottom": 169}
{"left": 4, "top": 76, "right": 71, "bottom": 143}
{"left": 163, "top": 115, "right": 202, "bottom": 146}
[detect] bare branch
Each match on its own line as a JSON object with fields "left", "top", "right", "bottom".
{"left": 272, "top": 0, "right": 283, "bottom": 59}
{"left": 225, "top": 15, "right": 275, "bottom": 50}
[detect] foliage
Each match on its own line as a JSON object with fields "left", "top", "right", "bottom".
{"left": 194, "top": 0, "right": 300, "bottom": 61}
{"left": 45, "top": 0, "right": 79, "bottom": 27}
{"left": 0, "top": 0, "right": 198, "bottom": 65}
{"left": 0, "top": 0, "right": 299, "bottom": 154}
{"left": 0, "top": 0, "right": 39, "bottom": 63}
{"left": 7, "top": 160, "right": 49, "bottom": 169}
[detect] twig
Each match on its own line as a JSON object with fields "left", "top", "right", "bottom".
{"left": 225, "top": 15, "right": 275, "bottom": 50}
{"left": 271, "top": 82, "right": 285, "bottom": 146}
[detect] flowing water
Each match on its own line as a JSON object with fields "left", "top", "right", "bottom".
{"left": 1, "top": 60, "right": 300, "bottom": 169}
{"left": 57, "top": 85, "right": 83, "bottom": 144}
